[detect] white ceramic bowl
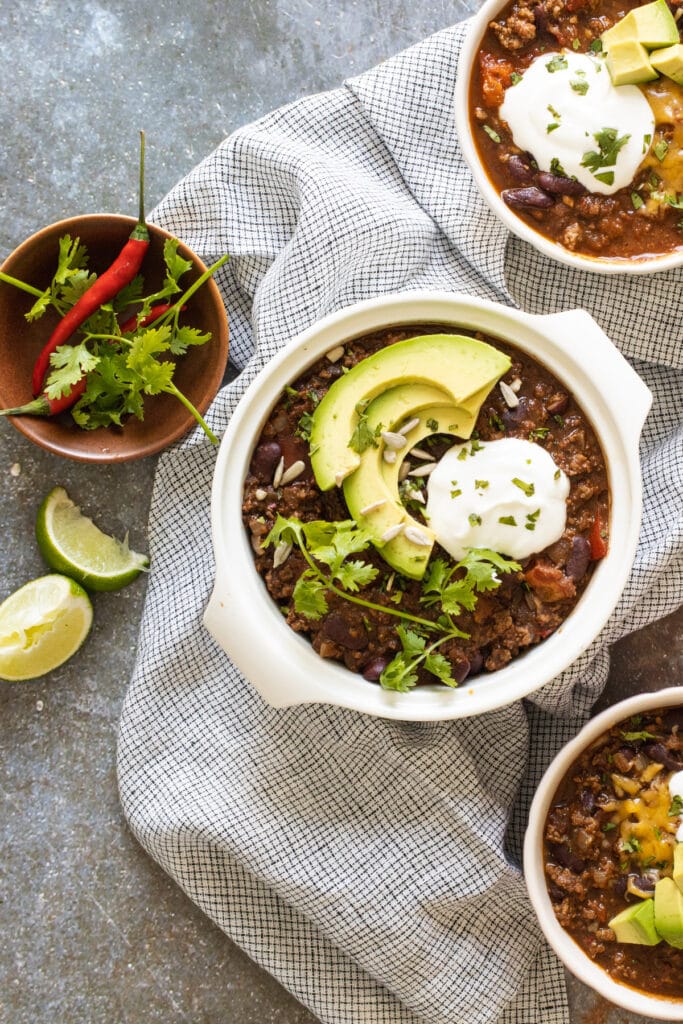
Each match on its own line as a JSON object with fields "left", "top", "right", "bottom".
{"left": 524, "top": 687, "right": 683, "bottom": 1019}
{"left": 204, "top": 291, "right": 651, "bottom": 721}
{"left": 454, "top": 0, "right": 683, "bottom": 275}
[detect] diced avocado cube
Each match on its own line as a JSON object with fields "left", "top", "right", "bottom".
{"left": 651, "top": 42, "right": 683, "bottom": 82}
{"left": 631, "top": 0, "right": 680, "bottom": 48}
{"left": 674, "top": 843, "right": 683, "bottom": 892}
{"left": 609, "top": 898, "right": 661, "bottom": 945}
{"left": 655, "top": 877, "right": 683, "bottom": 948}
{"left": 602, "top": 10, "right": 639, "bottom": 49}
{"left": 606, "top": 39, "right": 659, "bottom": 85}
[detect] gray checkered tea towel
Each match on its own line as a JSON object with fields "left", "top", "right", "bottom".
{"left": 117, "top": 19, "right": 683, "bottom": 1024}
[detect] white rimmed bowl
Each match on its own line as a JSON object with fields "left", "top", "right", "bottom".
{"left": 454, "top": 0, "right": 683, "bottom": 275}
{"left": 524, "top": 687, "right": 683, "bottom": 1019}
{"left": 204, "top": 291, "right": 651, "bottom": 721}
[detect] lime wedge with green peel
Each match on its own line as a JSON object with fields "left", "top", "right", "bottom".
{"left": 36, "top": 486, "right": 149, "bottom": 592}
{"left": 0, "top": 574, "right": 93, "bottom": 681}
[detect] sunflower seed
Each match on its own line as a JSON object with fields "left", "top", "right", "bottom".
{"left": 359, "top": 499, "right": 387, "bottom": 515}
{"left": 280, "top": 460, "right": 306, "bottom": 485}
{"left": 272, "top": 455, "right": 285, "bottom": 488}
{"left": 404, "top": 526, "right": 431, "bottom": 546}
{"left": 325, "top": 345, "right": 345, "bottom": 362}
{"left": 510, "top": 376, "right": 522, "bottom": 393}
{"left": 398, "top": 416, "right": 420, "bottom": 436}
{"left": 385, "top": 572, "right": 395, "bottom": 592}
{"left": 398, "top": 461, "right": 411, "bottom": 482}
{"left": 254, "top": 488, "right": 268, "bottom": 501}
{"left": 409, "top": 446, "right": 435, "bottom": 461}
{"left": 273, "top": 541, "right": 293, "bottom": 568}
{"left": 407, "top": 462, "right": 437, "bottom": 477}
{"left": 381, "top": 430, "right": 407, "bottom": 450}
{"left": 380, "top": 523, "right": 405, "bottom": 542}
{"left": 383, "top": 449, "right": 397, "bottom": 464}
{"left": 499, "top": 380, "right": 519, "bottom": 408}
{"left": 405, "top": 487, "right": 425, "bottom": 504}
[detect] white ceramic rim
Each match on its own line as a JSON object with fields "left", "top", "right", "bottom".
{"left": 205, "top": 290, "right": 651, "bottom": 721}
{"left": 524, "top": 687, "right": 683, "bottom": 1019}
{"left": 454, "top": 0, "right": 683, "bottom": 276}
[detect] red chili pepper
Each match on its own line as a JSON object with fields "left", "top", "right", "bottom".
{"left": 3, "top": 303, "right": 180, "bottom": 419}
{"left": 589, "top": 513, "right": 608, "bottom": 560}
{"left": 31, "top": 132, "right": 149, "bottom": 397}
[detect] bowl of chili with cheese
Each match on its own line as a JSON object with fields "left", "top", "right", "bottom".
{"left": 204, "top": 291, "right": 651, "bottom": 720}
{"left": 455, "top": 0, "right": 683, "bottom": 272}
{"left": 525, "top": 688, "right": 683, "bottom": 1018}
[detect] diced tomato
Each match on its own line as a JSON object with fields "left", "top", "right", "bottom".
{"left": 589, "top": 514, "right": 608, "bottom": 560}
{"left": 479, "top": 52, "right": 514, "bottom": 109}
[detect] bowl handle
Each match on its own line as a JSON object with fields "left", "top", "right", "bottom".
{"left": 528, "top": 308, "right": 653, "bottom": 439}
{"left": 203, "top": 582, "right": 322, "bottom": 708}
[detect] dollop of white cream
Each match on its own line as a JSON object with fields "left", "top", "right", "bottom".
{"left": 669, "top": 770, "right": 683, "bottom": 842}
{"left": 499, "top": 51, "right": 655, "bottom": 195}
{"left": 425, "top": 437, "right": 569, "bottom": 562}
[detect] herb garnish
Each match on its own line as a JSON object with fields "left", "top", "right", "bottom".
{"left": 581, "top": 127, "right": 631, "bottom": 183}
{"left": 499, "top": 515, "right": 517, "bottom": 526}
{"left": 512, "top": 477, "right": 535, "bottom": 497}
{"left": 483, "top": 125, "right": 501, "bottom": 143}
{"left": 654, "top": 139, "right": 669, "bottom": 162}
{"left": 511, "top": 71, "right": 523, "bottom": 85}
{"left": 631, "top": 191, "right": 644, "bottom": 211}
{"left": 550, "top": 157, "right": 568, "bottom": 177}
{"left": 621, "top": 730, "right": 656, "bottom": 741}
{"left": 348, "top": 400, "right": 382, "bottom": 453}
{"left": 570, "top": 77, "right": 589, "bottom": 95}
{"left": 546, "top": 55, "right": 568, "bottom": 73}
{"left": 669, "top": 795, "right": 683, "bottom": 817}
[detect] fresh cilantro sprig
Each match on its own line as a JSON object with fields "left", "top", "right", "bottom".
{"left": 263, "top": 516, "right": 438, "bottom": 630}
{"left": 349, "top": 399, "right": 382, "bottom": 454}
{"left": 380, "top": 548, "right": 521, "bottom": 692}
{"left": 581, "top": 127, "right": 630, "bottom": 186}
{"left": 31, "top": 241, "right": 229, "bottom": 441}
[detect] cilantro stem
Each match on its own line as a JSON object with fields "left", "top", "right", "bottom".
{"left": 155, "top": 253, "right": 230, "bottom": 330}
{"left": 297, "top": 542, "right": 441, "bottom": 631}
{"left": 164, "top": 380, "right": 218, "bottom": 444}
{"left": 0, "top": 271, "right": 46, "bottom": 299}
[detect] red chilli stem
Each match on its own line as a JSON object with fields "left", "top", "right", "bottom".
{"left": 31, "top": 131, "right": 150, "bottom": 397}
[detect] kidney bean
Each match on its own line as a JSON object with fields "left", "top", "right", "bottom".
{"left": 251, "top": 441, "right": 282, "bottom": 481}
{"left": 507, "top": 154, "right": 535, "bottom": 183}
{"left": 502, "top": 186, "right": 554, "bottom": 210}
{"left": 643, "top": 743, "right": 682, "bottom": 771}
{"left": 546, "top": 393, "right": 569, "bottom": 416}
{"left": 362, "top": 656, "right": 389, "bottom": 681}
{"left": 321, "top": 612, "right": 368, "bottom": 651}
{"left": 501, "top": 394, "right": 530, "bottom": 427}
{"left": 580, "top": 789, "right": 596, "bottom": 815}
{"left": 536, "top": 171, "right": 586, "bottom": 197}
{"left": 468, "top": 650, "right": 484, "bottom": 677}
{"left": 566, "top": 536, "right": 591, "bottom": 581}
{"left": 550, "top": 842, "right": 585, "bottom": 874}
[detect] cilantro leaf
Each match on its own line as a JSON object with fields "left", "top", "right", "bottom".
{"left": 424, "top": 651, "right": 457, "bottom": 687}
{"left": 168, "top": 325, "right": 211, "bottom": 356}
{"left": 292, "top": 572, "right": 329, "bottom": 620}
{"left": 581, "top": 128, "right": 630, "bottom": 181}
{"left": 44, "top": 342, "right": 99, "bottom": 400}
{"left": 348, "top": 400, "right": 381, "bottom": 454}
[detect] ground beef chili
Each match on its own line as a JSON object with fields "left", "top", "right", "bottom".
{"left": 470, "top": 0, "right": 683, "bottom": 259}
{"left": 242, "top": 324, "right": 609, "bottom": 686}
{"left": 544, "top": 707, "right": 683, "bottom": 999}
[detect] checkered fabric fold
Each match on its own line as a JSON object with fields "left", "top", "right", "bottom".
{"left": 117, "top": 21, "right": 683, "bottom": 1024}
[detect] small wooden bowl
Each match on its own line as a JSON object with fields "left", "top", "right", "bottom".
{"left": 0, "top": 214, "right": 229, "bottom": 462}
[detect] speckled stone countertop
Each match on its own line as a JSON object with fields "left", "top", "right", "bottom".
{"left": 1, "top": 2, "right": 681, "bottom": 1022}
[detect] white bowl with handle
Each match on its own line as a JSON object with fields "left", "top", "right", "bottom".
{"left": 204, "top": 291, "right": 651, "bottom": 720}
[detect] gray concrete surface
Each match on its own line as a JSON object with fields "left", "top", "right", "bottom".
{"left": 0, "top": 1, "right": 681, "bottom": 1022}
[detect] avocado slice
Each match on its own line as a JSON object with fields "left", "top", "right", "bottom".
{"left": 655, "top": 876, "right": 683, "bottom": 948}
{"left": 309, "top": 334, "right": 511, "bottom": 492}
{"left": 674, "top": 842, "right": 683, "bottom": 892}
{"left": 650, "top": 42, "right": 683, "bottom": 82}
{"left": 342, "top": 393, "right": 477, "bottom": 578}
{"left": 603, "top": 0, "right": 679, "bottom": 51}
{"left": 605, "top": 39, "right": 658, "bottom": 85}
{"left": 608, "top": 898, "right": 661, "bottom": 945}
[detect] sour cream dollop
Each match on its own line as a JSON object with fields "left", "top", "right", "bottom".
{"left": 669, "top": 770, "right": 683, "bottom": 842}
{"left": 499, "top": 51, "right": 655, "bottom": 195}
{"left": 425, "top": 437, "right": 569, "bottom": 562}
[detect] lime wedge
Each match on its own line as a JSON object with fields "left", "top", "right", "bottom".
{"left": 0, "top": 574, "right": 93, "bottom": 681}
{"left": 35, "top": 486, "right": 149, "bottom": 592}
